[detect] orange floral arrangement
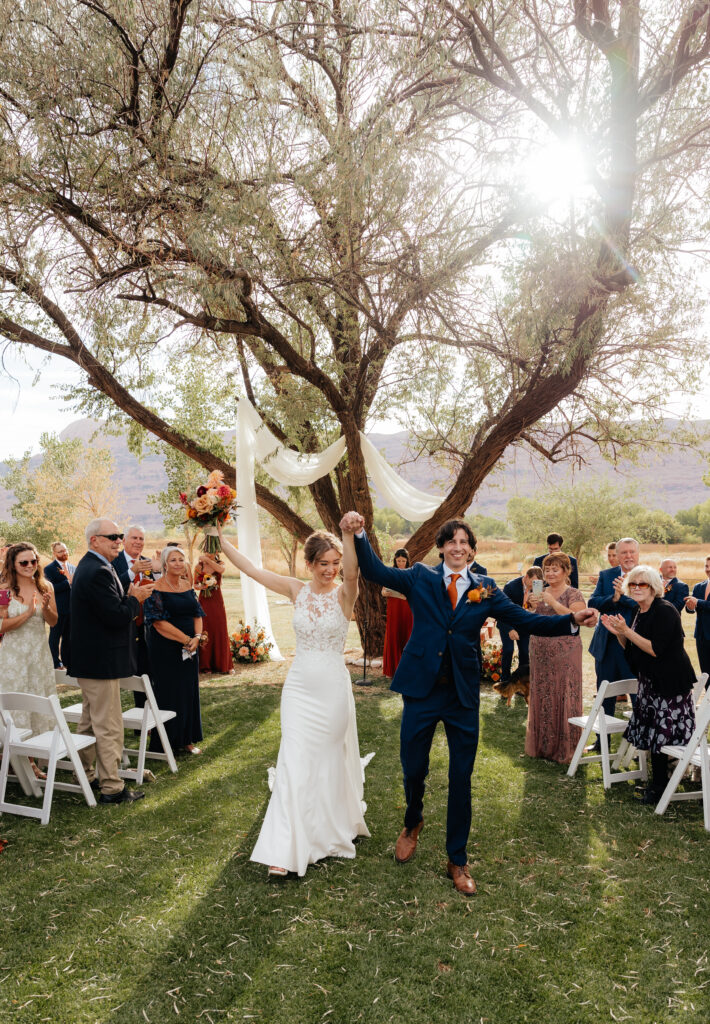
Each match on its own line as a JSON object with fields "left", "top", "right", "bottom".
{"left": 230, "top": 621, "right": 273, "bottom": 664}
{"left": 179, "top": 470, "right": 237, "bottom": 553}
{"left": 480, "top": 638, "right": 503, "bottom": 684}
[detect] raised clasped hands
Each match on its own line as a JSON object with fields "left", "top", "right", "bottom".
{"left": 684, "top": 595, "right": 698, "bottom": 611}
{"left": 339, "top": 511, "right": 365, "bottom": 534}
{"left": 601, "top": 612, "right": 628, "bottom": 637}
{"left": 128, "top": 581, "right": 155, "bottom": 603}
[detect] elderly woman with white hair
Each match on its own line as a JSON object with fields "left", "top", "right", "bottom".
{"left": 602, "top": 565, "right": 696, "bottom": 804}
{"left": 143, "top": 546, "right": 205, "bottom": 756}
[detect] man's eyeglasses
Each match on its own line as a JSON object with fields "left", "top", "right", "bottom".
{"left": 629, "top": 582, "right": 650, "bottom": 590}
{"left": 17, "top": 558, "right": 38, "bottom": 567}
{"left": 95, "top": 533, "right": 124, "bottom": 541}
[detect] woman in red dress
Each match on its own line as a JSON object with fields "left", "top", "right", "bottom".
{"left": 195, "top": 553, "right": 233, "bottom": 674}
{"left": 382, "top": 549, "right": 414, "bottom": 678}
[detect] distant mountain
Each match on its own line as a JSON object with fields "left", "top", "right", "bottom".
{"left": 1, "top": 417, "right": 709, "bottom": 528}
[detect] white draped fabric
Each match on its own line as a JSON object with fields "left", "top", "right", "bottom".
{"left": 236, "top": 397, "right": 445, "bottom": 654}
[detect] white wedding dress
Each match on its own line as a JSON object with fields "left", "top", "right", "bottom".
{"left": 0, "top": 596, "right": 57, "bottom": 733}
{"left": 250, "top": 583, "right": 371, "bottom": 876}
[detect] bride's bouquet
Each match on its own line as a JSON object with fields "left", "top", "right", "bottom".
{"left": 179, "top": 470, "right": 237, "bottom": 553}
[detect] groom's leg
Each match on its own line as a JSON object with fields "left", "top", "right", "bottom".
{"left": 441, "top": 695, "right": 479, "bottom": 866}
{"left": 400, "top": 695, "right": 440, "bottom": 829}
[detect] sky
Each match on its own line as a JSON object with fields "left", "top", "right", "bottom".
{"left": 2, "top": 343, "right": 710, "bottom": 463}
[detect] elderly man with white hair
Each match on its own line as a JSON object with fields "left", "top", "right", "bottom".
{"left": 70, "top": 518, "right": 154, "bottom": 803}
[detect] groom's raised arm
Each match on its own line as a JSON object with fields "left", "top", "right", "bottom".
{"left": 340, "top": 512, "right": 414, "bottom": 596}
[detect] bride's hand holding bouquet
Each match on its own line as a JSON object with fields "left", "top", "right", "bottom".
{"left": 179, "top": 470, "right": 237, "bottom": 554}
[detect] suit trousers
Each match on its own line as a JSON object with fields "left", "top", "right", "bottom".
{"left": 696, "top": 638, "right": 710, "bottom": 686}
{"left": 77, "top": 677, "right": 125, "bottom": 795}
{"left": 595, "top": 645, "right": 636, "bottom": 718}
{"left": 48, "top": 611, "right": 71, "bottom": 671}
{"left": 400, "top": 681, "right": 479, "bottom": 865}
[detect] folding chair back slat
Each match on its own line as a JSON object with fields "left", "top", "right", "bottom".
{"left": 117, "top": 675, "right": 178, "bottom": 783}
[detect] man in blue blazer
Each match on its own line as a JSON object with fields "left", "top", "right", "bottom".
{"left": 588, "top": 537, "right": 640, "bottom": 719}
{"left": 683, "top": 555, "right": 710, "bottom": 683}
{"left": 497, "top": 567, "right": 542, "bottom": 683}
{"left": 659, "top": 559, "right": 689, "bottom": 614}
{"left": 533, "top": 533, "right": 579, "bottom": 588}
{"left": 44, "top": 541, "right": 75, "bottom": 672}
{"left": 344, "top": 512, "right": 597, "bottom": 895}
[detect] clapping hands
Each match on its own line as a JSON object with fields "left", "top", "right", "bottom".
{"left": 601, "top": 613, "right": 628, "bottom": 637}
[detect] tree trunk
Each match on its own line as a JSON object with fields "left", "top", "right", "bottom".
{"left": 354, "top": 577, "right": 387, "bottom": 665}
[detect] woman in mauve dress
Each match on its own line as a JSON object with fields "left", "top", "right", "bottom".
{"left": 525, "top": 552, "right": 586, "bottom": 764}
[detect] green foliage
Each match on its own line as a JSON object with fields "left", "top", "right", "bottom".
{"left": 625, "top": 506, "right": 687, "bottom": 544}
{"left": 675, "top": 499, "right": 710, "bottom": 542}
{"left": 466, "top": 513, "right": 511, "bottom": 539}
{"left": 372, "top": 507, "right": 417, "bottom": 536}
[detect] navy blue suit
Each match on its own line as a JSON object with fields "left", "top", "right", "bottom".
{"left": 355, "top": 533, "right": 579, "bottom": 864}
{"left": 533, "top": 552, "right": 579, "bottom": 589}
{"left": 685, "top": 579, "right": 710, "bottom": 683}
{"left": 588, "top": 567, "right": 638, "bottom": 715}
{"left": 662, "top": 577, "right": 689, "bottom": 614}
{"left": 44, "top": 558, "right": 75, "bottom": 672}
{"left": 497, "top": 577, "right": 530, "bottom": 681}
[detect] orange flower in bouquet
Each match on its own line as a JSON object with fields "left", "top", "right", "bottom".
{"left": 179, "top": 471, "right": 237, "bottom": 553}
{"left": 480, "top": 638, "right": 503, "bottom": 684}
{"left": 230, "top": 621, "right": 273, "bottom": 664}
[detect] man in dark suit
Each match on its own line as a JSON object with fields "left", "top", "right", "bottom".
{"left": 588, "top": 537, "right": 640, "bottom": 720}
{"left": 684, "top": 555, "right": 710, "bottom": 685}
{"left": 111, "top": 525, "right": 155, "bottom": 684}
{"left": 71, "top": 518, "right": 154, "bottom": 804}
{"left": 533, "top": 533, "right": 579, "bottom": 589}
{"left": 497, "top": 566, "right": 542, "bottom": 684}
{"left": 44, "top": 541, "right": 75, "bottom": 672}
{"left": 344, "top": 512, "right": 596, "bottom": 895}
{"left": 659, "top": 558, "right": 689, "bottom": 614}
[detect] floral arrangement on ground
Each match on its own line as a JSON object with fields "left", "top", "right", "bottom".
{"left": 230, "top": 621, "right": 273, "bottom": 664}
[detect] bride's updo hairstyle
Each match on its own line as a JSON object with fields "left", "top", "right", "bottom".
{"left": 303, "top": 531, "right": 343, "bottom": 565}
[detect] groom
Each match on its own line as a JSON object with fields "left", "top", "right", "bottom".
{"left": 341, "top": 513, "right": 596, "bottom": 895}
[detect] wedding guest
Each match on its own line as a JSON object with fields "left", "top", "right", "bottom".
{"left": 165, "top": 541, "right": 193, "bottom": 585}
{"left": 659, "top": 559, "right": 689, "bottom": 614}
{"left": 71, "top": 518, "right": 153, "bottom": 803}
{"left": 684, "top": 555, "right": 710, "bottom": 684}
{"left": 144, "top": 547, "right": 205, "bottom": 756}
{"left": 195, "top": 552, "right": 233, "bottom": 675}
{"left": 44, "top": 541, "right": 75, "bottom": 672}
{"left": 382, "top": 549, "right": 414, "bottom": 678}
{"left": 533, "top": 533, "right": 579, "bottom": 588}
{"left": 602, "top": 566, "right": 696, "bottom": 803}
{"left": 497, "top": 566, "right": 543, "bottom": 687}
{"left": 589, "top": 543, "right": 618, "bottom": 585}
{"left": 525, "top": 553, "right": 586, "bottom": 764}
{"left": 588, "top": 538, "right": 640, "bottom": 723}
{"left": 112, "top": 525, "right": 155, "bottom": 705}
{"left": 0, "top": 542, "right": 59, "bottom": 777}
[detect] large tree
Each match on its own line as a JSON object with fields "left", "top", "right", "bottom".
{"left": 1, "top": 1, "right": 709, "bottom": 644}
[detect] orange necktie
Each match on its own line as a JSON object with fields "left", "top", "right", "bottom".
{"left": 447, "top": 573, "right": 461, "bottom": 610}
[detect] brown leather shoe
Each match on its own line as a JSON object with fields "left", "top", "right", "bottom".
{"left": 394, "top": 820, "right": 424, "bottom": 863}
{"left": 446, "top": 861, "right": 477, "bottom": 896}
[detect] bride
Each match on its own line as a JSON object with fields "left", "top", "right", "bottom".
{"left": 217, "top": 523, "right": 370, "bottom": 877}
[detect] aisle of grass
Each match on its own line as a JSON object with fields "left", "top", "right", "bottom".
{"left": 2, "top": 677, "right": 709, "bottom": 1024}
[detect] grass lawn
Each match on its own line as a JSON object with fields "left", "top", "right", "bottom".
{"left": 2, "top": 583, "right": 709, "bottom": 1023}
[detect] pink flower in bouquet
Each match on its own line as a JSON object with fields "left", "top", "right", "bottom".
{"left": 217, "top": 484, "right": 232, "bottom": 499}
{"left": 238, "top": 646, "right": 249, "bottom": 658}
{"left": 206, "top": 470, "right": 224, "bottom": 487}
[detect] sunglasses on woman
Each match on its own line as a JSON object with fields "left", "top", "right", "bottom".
{"left": 17, "top": 558, "right": 38, "bottom": 567}
{"left": 629, "top": 582, "right": 650, "bottom": 590}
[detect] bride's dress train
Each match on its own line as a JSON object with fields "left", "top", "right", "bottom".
{"left": 250, "top": 584, "right": 371, "bottom": 876}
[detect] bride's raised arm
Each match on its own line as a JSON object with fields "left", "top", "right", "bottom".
{"left": 338, "top": 529, "right": 359, "bottom": 619}
{"left": 216, "top": 523, "right": 301, "bottom": 601}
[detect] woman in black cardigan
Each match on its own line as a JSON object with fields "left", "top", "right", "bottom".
{"left": 602, "top": 565, "right": 696, "bottom": 804}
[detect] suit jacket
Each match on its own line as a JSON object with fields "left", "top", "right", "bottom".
{"left": 70, "top": 551, "right": 140, "bottom": 679}
{"left": 588, "top": 566, "right": 638, "bottom": 661}
{"left": 498, "top": 577, "right": 530, "bottom": 636}
{"left": 662, "top": 577, "right": 689, "bottom": 614}
{"left": 111, "top": 550, "right": 132, "bottom": 591}
{"left": 533, "top": 552, "right": 579, "bottom": 589}
{"left": 469, "top": 560, "right": 487, "bottom": 575}
{"left": 686, "top": 580, "right": 710, "bottom": 641}
{"left": 44, "top": 559, "right": 75, "bottom": 615}
{"left": 355, "top": 533, "right": 577, "bottom": 709}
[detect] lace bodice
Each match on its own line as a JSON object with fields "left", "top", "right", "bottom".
{"left": 292, "top": 584, "right": 349, "bottom": 654}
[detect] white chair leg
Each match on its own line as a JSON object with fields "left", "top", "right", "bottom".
{"left": 656, "top": 753, "right": 692, "bottom": 816}
{"left": 39, "top": 750, "right": 59, "bottom": 825}
{"left": 153, "top": 717, "right": 177, "bottom": 773}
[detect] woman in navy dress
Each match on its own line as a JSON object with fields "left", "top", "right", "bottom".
{"left": 144, "top": 547, "right": 205, "bottom": 755}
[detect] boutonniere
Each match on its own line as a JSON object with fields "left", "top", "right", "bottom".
{"left": 468, "top": 584, "right": 492, "bottom": 603}
{"left": 663, "top": 581, "right": 672, "bottom": 594}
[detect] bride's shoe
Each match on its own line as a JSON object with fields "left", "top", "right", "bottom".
{"left": 268, "top": 866, "right": 288, "bottom": 877}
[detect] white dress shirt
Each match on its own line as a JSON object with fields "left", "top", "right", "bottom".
{"left": 441, "top": 563, "right": 474, "bottom": 606}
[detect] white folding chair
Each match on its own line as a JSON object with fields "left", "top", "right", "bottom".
{"left": 62, "top": 673, "right": 178, "bottom": 784}
{"left": 655, "top": 686, "right": 710, "bottom": 831}
{"left": 567, "top": 678, "right": 647, "bottom": 789}
{"left": 0, "top": 692, "right": 97, "bottom": 825}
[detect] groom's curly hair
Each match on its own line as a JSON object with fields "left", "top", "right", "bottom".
{"left": 435, "top": 520, "right": 477, "bottom": 552}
